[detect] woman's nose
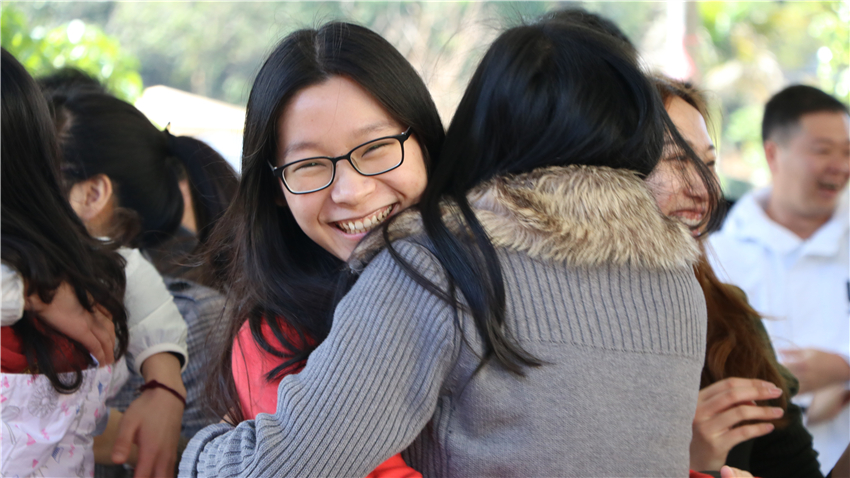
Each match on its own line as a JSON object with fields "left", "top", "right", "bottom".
{"left": 330, "top": 161, "right": 376, "bottom": 206}
{"left": 684, "top": 166, "right": 709, "bottom": 200}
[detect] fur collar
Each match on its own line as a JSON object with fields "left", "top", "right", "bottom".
{"left": 348, "top": 165, "right": 699, "bottom": 272}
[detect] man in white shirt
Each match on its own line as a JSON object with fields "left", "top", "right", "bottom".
{"left": 709, "top": 85, "right": 850, "bottom": 473}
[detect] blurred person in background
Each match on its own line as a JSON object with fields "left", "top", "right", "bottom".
{"left": 40, "top": 69, "right": 239, "bottom": 286}
{"left": 150, "top": 129, "right": 239, "bottom": 286}
{"left": 1, "top": 47, "right": 130, "bottom": 478}
{"left": 3, "top": 54, "right": 190, "bottom": 478}
{"left": 652, "top": 77, "right": 823, "bottom": 477}
{"left": 40, "top": 74, "right": 236, "bottom": 477}
{"left": 707, "top": 85, "right": 849, "bottom": 474}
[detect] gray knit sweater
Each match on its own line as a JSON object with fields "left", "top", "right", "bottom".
{"left": 180, "top": 166, "right": 706, "bottom": 478}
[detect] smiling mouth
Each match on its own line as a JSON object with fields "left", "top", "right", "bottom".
{"left": 671, "top": 210, "right": 705, "bottom": 227}
{"left": 334, "top": 204, "right": 396, "bottom": 235}
{"left": 818, "top": 180, "right": 845, "bottom": 192}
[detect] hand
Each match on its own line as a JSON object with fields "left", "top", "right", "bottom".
{"left": 94, "top": 409, "right": 139, "bottom": 465}
{"left": 720, "top": 465, "right": 754, "bottom": 478}
{"left": 780, "top": 348, "right": 850, "bottom": 394}
{"left": 806, "top": 384, "right": 850, "bottom": 425}
{"left": 690, "top": 377, "right": 784, "bottom": 471}
{"left": 26, "top": 281, "right": 115, "bottom": 365}
{"left": 112, "top": 353, "right": 185, "bottom": 478}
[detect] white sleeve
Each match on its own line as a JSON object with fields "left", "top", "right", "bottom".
{"left": 119, "top": 248, "right": 189, "bottom": 374}
{"left": 1, "top": 263, "right": 25, "bottom": 326}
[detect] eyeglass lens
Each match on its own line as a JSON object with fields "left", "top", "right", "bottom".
{"left": 283, "top": 137, "right": 403, "bottom": 193}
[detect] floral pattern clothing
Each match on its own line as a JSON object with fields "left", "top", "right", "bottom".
{"left": 1, "top": 359, "right": 127, "bottom": 477}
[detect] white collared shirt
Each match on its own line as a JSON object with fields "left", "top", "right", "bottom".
{"left": 708, "top": 187, "right": 849, "bottom": 473}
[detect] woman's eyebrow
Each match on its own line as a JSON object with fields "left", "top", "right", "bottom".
{"left": 665, "top": 138, "right": 716, "bottom": 153}
{"left": 281, "top": 122, "right": 399, "bottom": 160}
{"left": 353, "top": 121, "right": 398, "bottom": 137}
{"left": 280, "top": 141, "right": 321, "bottom": 160}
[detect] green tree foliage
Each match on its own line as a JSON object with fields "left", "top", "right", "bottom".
{"left": 1, "top": 5, "right": 143, "bottom": 102}
{"left": 809, "top": 1, "right": 850, "bottom": 101}
{"left": 12, "top": 1, "right": 662, "bottom": 116}
{"left": 695, "top": 1, "right": 848, "bottom": 189}
{"left": 12, "top": 1, "right": 844, "bottom": 192}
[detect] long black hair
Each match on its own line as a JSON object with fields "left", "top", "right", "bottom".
{"left": 204, "top": 21, "right": 444, "bottom": 422}
{"left": 385, "top": 15, "right": 722, "bottom": 374}
{"left": 0, "top": 49, "right": 129, "bottom": 392}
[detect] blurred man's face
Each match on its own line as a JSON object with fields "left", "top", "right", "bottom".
{"left": 766, "top": 111, "right": 850, "bottom": 221}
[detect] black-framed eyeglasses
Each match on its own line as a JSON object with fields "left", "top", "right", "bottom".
{"left": 269, "top": 127, "right": 412, "bottom": 194}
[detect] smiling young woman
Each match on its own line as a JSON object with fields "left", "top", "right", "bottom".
{"left": 652, "top": 76, "right": 822, "bottom": 478}
{"left": 272, "top": 76, "right": 428, "bottom": 261}
{"left": 194, "top": 21, "right": 444, "bottom": 478}
{"left": 184, "top": 14, "right": 718, "bottom": 478}
{"left": 647, "top": 95, "right": 717, "bottom": 233}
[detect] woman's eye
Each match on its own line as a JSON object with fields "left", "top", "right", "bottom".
{"left": 362, "top": 141, "right": 390, "bottom": 156}
{"left": 663, "top": 154, "right": 687, "bottom": 163}
{"left": 294, "top": 161, "right": 323, "bottom": 172}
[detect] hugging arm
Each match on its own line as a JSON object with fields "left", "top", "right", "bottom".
{"left": 106, "top": 249, "right": 189, "bottom": 478}
{"left": 180, "top": 242, "right": 459, "bottom": 478}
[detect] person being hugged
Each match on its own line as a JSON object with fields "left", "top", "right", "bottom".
{"left": 183, "top": 14, "right": 719, "bottom": 478}
{"left": 197, "top": 21, "right": 445, "bottom": 478}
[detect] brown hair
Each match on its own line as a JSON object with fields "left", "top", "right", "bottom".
{"left": 695, "top": 246, "right": 789, "bottom": 423}
{"left": 654, "top": 76, "right": 711, "bottom": 127}
{"left": 656, "top": 75, "right": 790, "bottom": 423}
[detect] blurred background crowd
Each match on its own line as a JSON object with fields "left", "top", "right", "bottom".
{"left": 4, "top": 1, "right": 848, "bottom": 200}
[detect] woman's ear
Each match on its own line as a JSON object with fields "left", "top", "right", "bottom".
{"left": 67, "top": 174, "right": 115, "bottom": 233}
{"left": 177, "top": 178, "right": 198, "bottom": 233}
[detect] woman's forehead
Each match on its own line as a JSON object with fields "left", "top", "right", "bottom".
{"left": 277, "top": 77, "right": 399, "bottom": 153}
{"left": 667, "top": 97, "right": 713, "bottom": 154}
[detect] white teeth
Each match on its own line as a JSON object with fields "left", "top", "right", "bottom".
{"left": 335, "top": 205, "right": 394, "bottom": 235}
{"left": 672, "top": 212, "right": 704, "bottom": 227}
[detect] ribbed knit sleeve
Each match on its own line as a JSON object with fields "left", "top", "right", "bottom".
{"left": 179, "top": 241, "right": 459, "bottom": 478}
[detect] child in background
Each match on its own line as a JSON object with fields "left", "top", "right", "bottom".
{"left": 1, "top": 47, "right": 129, "bottom": 478}
{"left": 3, "top": 52, "right": 190, "bottom": 478}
